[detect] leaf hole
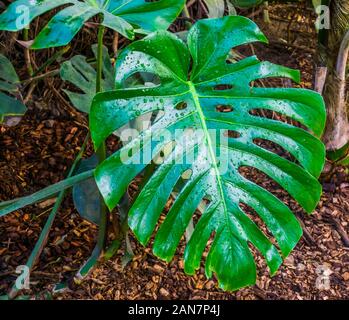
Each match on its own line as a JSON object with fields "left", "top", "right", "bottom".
{"left": 251, "top": 77, "right": 294, "bottom": 89}
{"left": 226, "top": 45, "right": 253, "bottom": 64}
{"left": 224, "top": 130, "right": 241, "bottom": 139}
{"left": 238, "top": 165, "right": 298, "bottom": 212}
{"left": 253, "top": 138, "right": 299, "bottom": 165}
{"left": 213, "top": 84, "right": 233, "bottom": 91}
{"left": 238, "top": 202, "right": 276, "bottom": 244}
{"left": 171, "top": 169, "right": 194, "bottom": 198}
{"left": 248, "top": 108, "right": 306, "bottom": 129}
{"left": 175, "top": 102, "right": 188, "bottom": 110}
{"left": 124, "top": 72, "right": 161, "bottom": 88}
{"left": 215, "top": 104, "right": 233, "bottom": 113}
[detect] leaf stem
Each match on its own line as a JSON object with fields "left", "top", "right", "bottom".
{"left": 182, "top": 4, "right": 192, "bottom": 29}
{"left": 23, "top": 28, "right": 33, "bottom": 76}
{"left": 263, "top": 2, "right": 271, "bottom": 24}
{"left": 78, "top": 21, "right": 108, "bottom": 278}
{"left": 96, "top": 24, "right": 105, "bottom": 94}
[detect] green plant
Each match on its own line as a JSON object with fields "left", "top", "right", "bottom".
{"left": 60, "top": 44, "right": 115, "bottom": 113}
{"left": 0, "top": 0, "right": 186, "bottom": 298}
{"left": 0, "top": 14, "right": 326, "bottom": 292}
{"left": 0, "top": 54, "right": 26, "bottom": 123}
{"left": 89, "top": 16, "right": 326, "bottom": 290}
{"left": 0, "top": 0, "right": 186, "bottom": 48}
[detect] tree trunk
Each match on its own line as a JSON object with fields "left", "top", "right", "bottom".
{"left": 319, "top": 0, "right": 349, "bottom": 152}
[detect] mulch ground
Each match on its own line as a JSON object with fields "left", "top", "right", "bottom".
{"left": 0, "top": 3, "right": 348, "bottom": 300}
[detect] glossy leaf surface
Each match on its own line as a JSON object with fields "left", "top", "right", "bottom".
{"left": 0, "top": 0, "right": 186, "bottom": 49}
{"left": 90, "top": 16, "right": 326, "bottom": 291}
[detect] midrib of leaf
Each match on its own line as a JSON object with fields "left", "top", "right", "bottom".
{"left": 85, "top": 0, "right": 99, "bottom": 8}
{"left": 101, "top": 0, "right": 111, "bottom": 9}
{"left": 111, "top": 0, "right": 134, "bottom": 14}
{"left": 188, "top": 81, "right": 227, "bottom": 214}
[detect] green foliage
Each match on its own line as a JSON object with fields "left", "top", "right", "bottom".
{"left": 0, "top": 54, "right": 26, "bottom": 123}
{"left": 60, "top": 44, "right": 114, "bottom": 113}
{"left": 89, "top": 16, "right": 326, "bottom": 291}
{"left": 0, "top": 0, "right": 186, "bottom": 49}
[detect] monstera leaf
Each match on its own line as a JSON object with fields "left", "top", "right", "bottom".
{"left": 60, "top": 44, "right": 114, "bottom": 113}
{"left": 0, "top": 0, "right": 186, "bottom": 49}
{"left": 0, "top": 54, "right": 26, "bottom": 123}
{"left": 89, "top": 16, "right": 326, "bottom": 290}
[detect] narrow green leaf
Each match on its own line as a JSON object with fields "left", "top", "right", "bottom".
{"left": 0, "top": 170, "right": 94, "bottom": 217}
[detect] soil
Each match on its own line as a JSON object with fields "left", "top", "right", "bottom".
{"left": 0, "top": 2, "right": 348, "bottom": 300}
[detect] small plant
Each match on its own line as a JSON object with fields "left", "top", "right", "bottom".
{"left": 60, "top": 44, "right": 115, "bottom": 113}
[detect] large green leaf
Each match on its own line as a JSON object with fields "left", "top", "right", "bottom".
{"left": 0, "top": 54, "right": 26, "bottom": 123}
{"left": 90, "top": 16, "right": 326, "bottom": 291}
{"left": 0, "top": 0, "right": 186, "bottom": 49}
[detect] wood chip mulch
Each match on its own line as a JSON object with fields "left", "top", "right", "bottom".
{"left": 0, "top": 4, "right": 348, "bottom": 300}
